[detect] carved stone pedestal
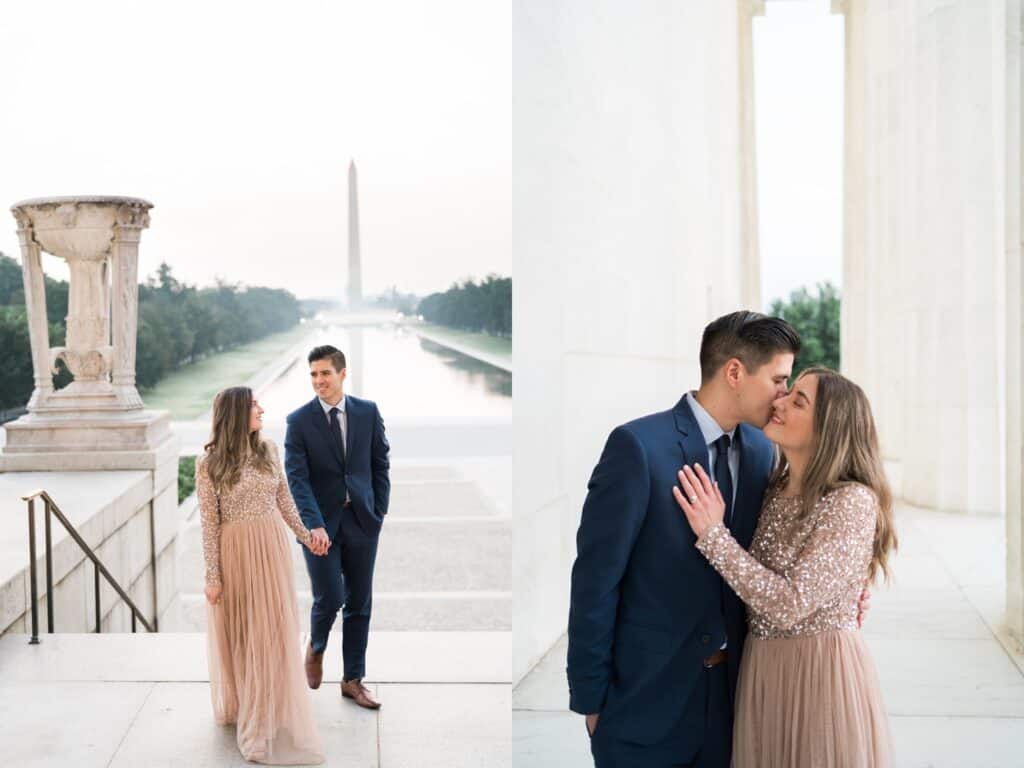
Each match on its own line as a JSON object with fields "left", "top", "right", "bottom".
{"left": 1, "top": 196, "right": 177, "bottom": 471}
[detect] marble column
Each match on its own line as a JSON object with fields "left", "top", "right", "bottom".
{"left": 835, "top": 0, "right": 870, "bottom": 390}
{"left": 110, "top": 203, "right": 147, "bottom": 408}
{"left": 836, "top": 0, "right": 1005, "bottom": 515}
{"left": 13, "top": 209, "right": 53, "bottom": 409}
{"left": 835, "top": 0, "right": 909, "bottom": 481}
{"left": 1005, "top": 0, "right": 1023, "bottom": 646}
{"left": 513, "top": 1, "right": 745, "bottom": 681}
{"left": 900, "top": 0, "right": 1004, "bottom": 516}
{"left": 738, "top": 0, "right": 765, "bottom": 310}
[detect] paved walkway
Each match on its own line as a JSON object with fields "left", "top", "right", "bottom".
{"left": 0, "top": 632, "right": 509, "bottom": 767}
{"left": 513, "top": 502, "right": 1024, "bottom": 767}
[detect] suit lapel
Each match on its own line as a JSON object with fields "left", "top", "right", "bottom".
{"left": 344, "top": 395, "right": 355, "bottom": 460}
{"left": 674, "top": 396, "right": 710, "bottom": 475}
{"left": 309, "top": 397, "right": 345, "bottom": 469}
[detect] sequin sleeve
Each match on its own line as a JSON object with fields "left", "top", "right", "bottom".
{"left": 695, "top": 484, "right": 877, "bottom": 630}
{"left": 266, "top": 440, "right": 312, "bottom": 547}
{"left": 195, "top": 455, "right": 222, "bottom": 587}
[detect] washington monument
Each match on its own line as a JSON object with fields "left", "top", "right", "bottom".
{"left": 347, "top": 159, "right": 363, "bottom": 308}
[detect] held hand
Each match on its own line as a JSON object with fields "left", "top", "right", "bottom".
{"left": 308, "top": 527, "right": 330, "bottom": 556}
{"left": 585, "top": 713, "right": 600, "bottom": 738}
{"left": 672, "top": 464, "right": 726, "bottom": 539}
{"left": 857, "top": 582, "right": 871, "bottom": 628}
{"left": 204, "top": 584, "right": 222, "bottom": 606}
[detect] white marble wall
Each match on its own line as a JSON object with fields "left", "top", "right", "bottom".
{"left": 838, "top": 0, "right": 1011, "bottom": 516}
{"left": 513, "top": 1, "right": 748, "bottom": 681}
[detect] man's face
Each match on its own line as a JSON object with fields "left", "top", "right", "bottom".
{"left": 736, "top": 352, "right": 794, "bottom": 428}
{"left": 309, "top": 358, "right": 346, "bottom": 403}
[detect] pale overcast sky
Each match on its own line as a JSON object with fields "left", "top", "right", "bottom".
{"left": 0, "top": 0, "right": 516, "bottom": 299}
{"left": 755, "top": 0, "right": 844, "bottom": 309}
{"left": 0, "top": 1, "right": 839, "bottom": 304}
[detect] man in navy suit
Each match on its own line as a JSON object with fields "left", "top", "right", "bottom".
{"left": 285, "top": 344, "right": 390, "bottom": 710}
{"left": 567, "top": 311, "right": 801, "bottom": 767}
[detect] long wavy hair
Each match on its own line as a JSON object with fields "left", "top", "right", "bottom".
{"left": 200, "top": 386, "right": 274, "bottom": 493}
{"left": 770, "top": 367, "right": 897, "bottom": 583}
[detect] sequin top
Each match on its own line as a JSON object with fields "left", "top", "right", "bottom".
{"left": 196, "top": 440, "right": 312, "bottom": 586}
{"left": 696, "top": 482, "right": 877, "bottom": 639}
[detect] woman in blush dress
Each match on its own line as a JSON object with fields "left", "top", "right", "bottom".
{"left": 674, "top": 367, "right": 896, "bottom": 768}
{"left": 197, "top": 386, "right": 327, "bottom": 765}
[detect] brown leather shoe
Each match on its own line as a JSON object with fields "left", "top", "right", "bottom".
{"left": 305, "top": 643, "right": 323, "bottom": 690}
{"left": 341, "top": 678, "right": 381, "bottom": 709}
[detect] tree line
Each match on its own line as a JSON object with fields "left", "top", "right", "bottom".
{"left": 417, "top": 275, "right": 511, "bottom": 337}
{"left": 0, "top": 254, "right": 303, "bottom": 413}
{"left": 769, "top": 282, "right": 840, "bottom": 378}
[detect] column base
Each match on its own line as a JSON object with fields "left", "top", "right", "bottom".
{"left": 0, "top": 410, "right": 177, "bottom": 471}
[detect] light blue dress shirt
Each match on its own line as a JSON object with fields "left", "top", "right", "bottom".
{"left": 684, "top": 391, "right": 739, "bottom": 510}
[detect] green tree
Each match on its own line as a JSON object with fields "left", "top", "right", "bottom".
{"left": 0, "top": 306, "right": 34, "bottom": 411}
{"left": 0, "top": 305, "right": 73, "bottom": 411}
{"left": 178, "top": 455, "right": 197, "bottom": 503}
{"left": 0, "top": 253, "right": 22, "bottom": 304}
{"left": 418, "top": 275, "right": 511, "bottom": 336}
{"left": 769, "top": 282, "right": 841, "bottom": 379}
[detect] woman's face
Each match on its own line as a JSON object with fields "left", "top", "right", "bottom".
{"left": 762, "top": 373, "right": 817, "bottom": 453}
{"left": 248, "top": 398, "right": 265, "bottom": 433}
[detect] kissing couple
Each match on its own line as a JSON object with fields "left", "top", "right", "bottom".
{"left": 568, "top": 311, "right": 897, "bottom": 768}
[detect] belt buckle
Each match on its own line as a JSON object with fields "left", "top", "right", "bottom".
{"left": 703, "top": 649, "right": 725, "bottom": 669}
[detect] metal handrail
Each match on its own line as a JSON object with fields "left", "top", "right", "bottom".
{"left": 21, "top": 489, "right": 158, "bottom": 644}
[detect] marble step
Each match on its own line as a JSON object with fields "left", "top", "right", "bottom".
{"left": 170, "top": 590, "right": 512, "bottom": 632}
{"left": 178, "top": 516, "right": 512, "bottom": 595}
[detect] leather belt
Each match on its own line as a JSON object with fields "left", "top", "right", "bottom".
{"left": 703, "top": 649, "right": 728, "bottom": 668}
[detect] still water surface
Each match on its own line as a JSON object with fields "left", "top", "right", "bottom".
{"left": 257, "top": 324, "right": 511, "bottom": 425}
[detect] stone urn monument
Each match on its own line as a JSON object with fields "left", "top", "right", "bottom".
{"left": 1, "top": 196, "right": 176, "bottom": 470}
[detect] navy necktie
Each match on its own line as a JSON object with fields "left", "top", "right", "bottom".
{"left": 714, "top": 434, "right": 733, "bottom": 527}
{"left": 329, "top": 407, "right": 346, "bottom": 465}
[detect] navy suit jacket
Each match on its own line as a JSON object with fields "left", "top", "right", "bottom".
{"left": 567, "top": 395, "right": 775, "bottom": 748}
{"left": 284, "top": 394, "right": 390, "bottom": 540}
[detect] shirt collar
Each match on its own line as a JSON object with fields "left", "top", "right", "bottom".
{"left": 685, "top": 391, "right": 736, "bottom": 447}
{"left": 318, "top": 394, "right": 346, "bottom": 415}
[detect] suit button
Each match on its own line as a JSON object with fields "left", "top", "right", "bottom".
{"left": 701, "top": 634, "right": 711, "bottom": 644}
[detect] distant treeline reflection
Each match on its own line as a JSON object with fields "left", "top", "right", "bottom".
{"left": 417, "top": 338, "right": 512, "bottom": 398}
{"left": 417, "top": 275, "right": 511, "bottom": 337}
{"left": 0, "top": 256, "right": 303, "bottom": 413}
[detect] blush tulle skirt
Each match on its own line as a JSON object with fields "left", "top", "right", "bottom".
{"left": 731, "top": 629, "right": 893, "bottom": 768}
{"left": 206, "top": 512, "right": 324, "bottom": 765}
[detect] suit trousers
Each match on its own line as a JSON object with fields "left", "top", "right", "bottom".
{"left": 590, "top": 663, "right": 732, "bottom": 768}
{"left": 302, "top": 504, "right": 379, "bottom": 680}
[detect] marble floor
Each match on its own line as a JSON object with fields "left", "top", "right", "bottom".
{"left": 0, "top": 631, "right": 511, "bottom": 767}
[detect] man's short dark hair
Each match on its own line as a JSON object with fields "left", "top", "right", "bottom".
{"left": 699, "top": 311, "right": 801, "bottom": 383}
{"left": 308, "top": 345, "right": 346, "bottom": 372}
